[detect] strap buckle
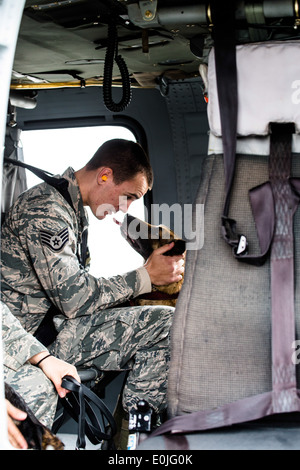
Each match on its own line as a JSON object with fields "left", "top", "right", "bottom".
{"left": 234, "top": 235, "right": 248, "bottom": 256}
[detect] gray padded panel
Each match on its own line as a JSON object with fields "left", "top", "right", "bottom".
{"left": 137, "top": 423, "right": 300, "bottom": 450}
{"left": 168, "top": 152, "right": 300, "bottom": 417}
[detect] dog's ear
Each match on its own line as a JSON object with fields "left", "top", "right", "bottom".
{"left": 163, "top": 239, "right": 186, "bottom": 256}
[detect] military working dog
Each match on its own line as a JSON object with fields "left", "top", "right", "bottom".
{"left": 119, "top": 214, "right": 186, "bottom": 307}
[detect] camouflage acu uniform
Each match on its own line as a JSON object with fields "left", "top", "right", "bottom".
{"left": 2, "top": 301, "right": 58, "bottom": 427}
{"left": 1, "top": 167, "right": 174, "bottom": 414}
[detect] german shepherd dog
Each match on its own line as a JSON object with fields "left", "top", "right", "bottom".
{"left": 119, "top": 214, "right": 186, "bottom": 307}
{"left": 5, "top": 383, "right": 64, "bottom": 450}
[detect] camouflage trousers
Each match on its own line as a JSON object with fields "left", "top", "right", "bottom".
{"left": 4, "top": 363, "right": 58, "bottom": 428}
{"left": 49, "top": 304, "right": 174, "bottom": 414}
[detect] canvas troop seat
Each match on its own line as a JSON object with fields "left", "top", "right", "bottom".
{"left": 138, "top": 39, "right": 300, "bottom": 450}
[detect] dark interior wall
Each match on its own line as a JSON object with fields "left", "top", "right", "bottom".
{"left": 15, "top": 79, "right": 209, "bottom": 219}
{"left": 15, "top": 85, "right": 177, "bottom": 206}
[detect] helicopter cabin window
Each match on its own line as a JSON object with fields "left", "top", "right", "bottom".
{"left": 21, "top": 126, "right": 145, "bottom": 278}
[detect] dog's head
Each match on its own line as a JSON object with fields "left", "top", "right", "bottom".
{"left": 120, "top": 214, "right": 186, "bottom": 260}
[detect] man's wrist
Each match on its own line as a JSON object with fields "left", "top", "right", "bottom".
{"left": 29, "top": 351, "right": 51, "bottom": 366}
{"left": 136, "top": 266, "right": 152, "bottom": 295}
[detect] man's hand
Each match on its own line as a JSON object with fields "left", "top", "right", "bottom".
{"left": 6, "top": 399, "right": 28, "bottom": 449}
{"left": 30, "top": 352, "right": 81, "bottom": 398}
{"left": 144, "top": 242, "right": 185, "bottom": 286}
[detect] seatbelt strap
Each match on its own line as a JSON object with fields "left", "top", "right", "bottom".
{"left": 211, "top": 0, "right": 237, "bottom": 222}
{"left": 3, "top": 156, "right": 75, "bottom": 211}
{"left": 269, "top": 123, "right": 299, "bottom": 412}
{"left": 211, "top": 1, "right": 276, "bottom": 266}
{"left": 3, "top": 156, "right": 89, "bottom": 267}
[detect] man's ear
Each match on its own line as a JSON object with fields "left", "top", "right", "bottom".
{"left": 97, "top": 167, "right": 113, "bottom": 185}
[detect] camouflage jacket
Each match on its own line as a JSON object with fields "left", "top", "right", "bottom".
{"left": 1, "top": 167, "right": 148, "bottom": 334}
{"left": 1, "top": 301, "right": 46, "bottom": 372}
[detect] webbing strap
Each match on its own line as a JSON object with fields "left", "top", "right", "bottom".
{"left": 3, "top": 156, "right": 75, "bottom": 211}
{"left": 269, "top": 123, "right": 299, "bottom": 412}
{"left": 61, "top": 375, "right": 117, "bottom": 450}
{"left": 211, "top": 0, "right": 237, "bottom": 222}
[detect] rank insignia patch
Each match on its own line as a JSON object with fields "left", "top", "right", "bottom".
{"left": 40, "top": 227, "right": 69, "bottom": 252}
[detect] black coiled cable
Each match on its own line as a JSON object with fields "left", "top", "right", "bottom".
{"left": 103, "top": 22, "right": 132, "bottom": 112}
